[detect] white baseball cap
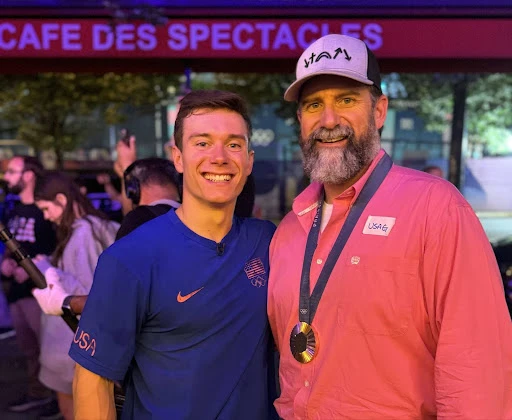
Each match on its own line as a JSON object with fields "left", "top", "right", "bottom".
{"left": 284, "top": 34, "right": 382, "bottom": 102}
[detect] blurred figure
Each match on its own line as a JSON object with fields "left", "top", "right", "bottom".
{"left": 96, "top": 172, "right": 122, "bottom": 203}
{"left": 423, "top": 165, "right": 444, "bottom": 178}
{"left": 33, "top": 172, "right": 119, "bottom": 420}
{"left": 116, "top": 157, "right": 181, "bottom": 240}
{"left": 1, "top": 156, "right": 57, "bottom": 415}
{"left": 113, "top": 134, "right": 137, "bottom": 216}
{"left": 234, "top": 173, "right": 256, "bottom": 218}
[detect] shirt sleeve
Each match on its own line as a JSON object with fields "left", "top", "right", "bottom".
{"left": 423, "top": 191, "right": 512, "bottom": 418}
{"left": 69, "top": 251, "right": 149, "bottom": 381}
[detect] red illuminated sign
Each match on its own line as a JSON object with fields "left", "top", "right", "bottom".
{"left": 0, "top": 19, "right": 511, "bottom": 59}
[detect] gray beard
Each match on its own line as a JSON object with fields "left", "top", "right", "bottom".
{"left": 301, "top": 119, "right": 381, "bottom": 185}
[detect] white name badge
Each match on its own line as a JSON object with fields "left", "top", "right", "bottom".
{"left": 362, "top": 216, "right": 396, "bottom": 236}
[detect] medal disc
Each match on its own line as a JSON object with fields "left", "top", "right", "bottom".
{"left": 289, "top": 322, "right": 318, "bottom": 364}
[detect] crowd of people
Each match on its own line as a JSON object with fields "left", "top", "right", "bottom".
{"left": 0, "top": 33, "right": 511, "bottom": 420}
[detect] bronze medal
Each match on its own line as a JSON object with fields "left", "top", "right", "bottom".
{"left": 289, "top": 321, "right": 318, "bottom": 364}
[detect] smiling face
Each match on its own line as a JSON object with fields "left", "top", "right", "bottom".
{"left": 298, "top": 75, "right": 387, "bottom": 186}
{"left": 172, "top": 108, "right": 254, "bottom": 211}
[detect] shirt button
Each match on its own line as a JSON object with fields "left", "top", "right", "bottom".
{"left": 316, "top": 259, "right": 323, "bottom": 264}
{"left": 305, "top": 380, "right": 310, "bottom": 387}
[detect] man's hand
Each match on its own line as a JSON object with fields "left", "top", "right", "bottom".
{"left": 32, "top": 268, "right": 68, "bottom": 315}
{"left": 96, "top": 173, "right": 112, "bottom": 186}
{"left": 1, "top": 257, "right": 17, "bottom": 277}
{"left": 13, "top": 266, "right": 29, "bottom": 284}
{"left": 114, "top": 135, "right": 136, "bottom": 178}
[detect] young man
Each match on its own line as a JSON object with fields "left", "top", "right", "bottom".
{"left": 268, "top": 34, "right": 512, "bottom": 419}
{"left": 1, "top": 156, "right": 57, "bottom": 414}
{"left": 70, "top": 90, "right": 276, "bottom": 419}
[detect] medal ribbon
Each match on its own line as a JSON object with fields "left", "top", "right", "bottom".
{"left": 299, "top": 153, "right": 393, "bottom": 324}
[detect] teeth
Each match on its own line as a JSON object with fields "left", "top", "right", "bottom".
{"left": 318, "top": 137, "right": 346, "bottom": 143}
{"left": 204, "top": 174, "right": 232, "bottom": 182}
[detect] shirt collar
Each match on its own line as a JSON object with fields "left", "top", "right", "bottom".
{"left": 149, "top": 198, "right": 181, "bottom": 208}
{"left": 292, "top": 149, "right": 386, "bottom": 217}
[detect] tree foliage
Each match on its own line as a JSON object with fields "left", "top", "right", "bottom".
{"left": 204, "top": 73, "right": 297, "bottom": 120}
{"left": 0, "top": 73, "right": 178, "bottom": 167}
{"left": 389, "top": 73, "right": 512, "bottom": 157}
{"left": 203, "top": 72, "right": 512, "bottom": 157}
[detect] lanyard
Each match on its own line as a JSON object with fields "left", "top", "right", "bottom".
{"left": 299, "top": 153, "right": 393, "bottom": 324}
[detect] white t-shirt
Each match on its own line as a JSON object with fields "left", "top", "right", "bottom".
{"left": 320, "top": 202, "right": 333, "bottom": 233}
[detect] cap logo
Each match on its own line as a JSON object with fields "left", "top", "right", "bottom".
{"left": 304, "top": 47, "right": 352, "bottom": 69}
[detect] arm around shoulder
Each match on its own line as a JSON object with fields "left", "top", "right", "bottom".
{"left": 73, "top": 363, "right": 115, "bottom": 420}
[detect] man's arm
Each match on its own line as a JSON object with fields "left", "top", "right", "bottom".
{"left": 424, "top": 191, "right": 512, "bottom": 418}
{"left": 73, "top": 364, "right": 115, "bottom": 420}
{"left": 114, "top": 136, "right": 137, "bottom": 215}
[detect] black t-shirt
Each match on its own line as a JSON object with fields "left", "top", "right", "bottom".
{"left": 115, "top": 204, "right": 173, "bottom": 241}
{"left": 2, "top": 203, "right": 57, "bottom": 303}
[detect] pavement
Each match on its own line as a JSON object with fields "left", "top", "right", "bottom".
{"left": 0, "top": 334, "right": 48, "bottom": 420}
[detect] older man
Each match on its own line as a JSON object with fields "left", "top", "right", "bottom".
{"left": 268, "top": 34, "right": 512, "bottom": 419}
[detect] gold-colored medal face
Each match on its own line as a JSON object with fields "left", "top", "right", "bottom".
{"left": 289, "top": 322, "right": 317, "bottom": 364}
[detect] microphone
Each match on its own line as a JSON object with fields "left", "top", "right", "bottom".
{"left": 216, "top": 243, "right": 225, "bottom": 256}
{"left": 0, "top": 221, "right": 79, "bottom": 332}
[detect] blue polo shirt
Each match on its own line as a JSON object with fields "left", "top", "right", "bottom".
{"left": 69, "top": 210, "right": 276, "bottom": 419}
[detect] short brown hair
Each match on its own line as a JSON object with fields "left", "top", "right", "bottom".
{"left": 173, "top": 90, "right": 252, "bottom": 150}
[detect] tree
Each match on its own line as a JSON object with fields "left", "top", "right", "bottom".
{"left": 0, "top": 73, "right": 178, "bottom": 168}
{"left": 388, "top": 73, "right": 512, "bottom": 157}
{"left": 204, "top": 73, "right": 297, "bottom": 121}
{"left": 209, "top": 72, "right": 512, "bottom": 157}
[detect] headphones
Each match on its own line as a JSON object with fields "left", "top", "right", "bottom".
{"left": 123, "top": 158, "right": 179, "bottom": 206}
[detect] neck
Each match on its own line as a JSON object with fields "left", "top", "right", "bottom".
{"left": 139, "top": 186, "right": 179, "bottom": 206}
{"left": 323, "top": 162, "right": 371, "bottom": 204}
{"left": 175, "top": 200, "right": 234, "bottom": 243}
{"left": 18, "top": 188, "right": 34, "bottom": 205}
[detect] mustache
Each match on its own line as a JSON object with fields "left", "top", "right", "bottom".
{"left": 307, "top": 125, "right": 354, "bottom": 143}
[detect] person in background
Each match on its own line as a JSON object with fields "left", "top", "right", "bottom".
{"left": 96, "top": 172, "right": 122, "bottom": 203}
{"left": 268, "top": 34, "right": 512, "bottom": 419}
{"left": 115, "top": 157, "right": 181, "bottom": 240}
{"left": 422, "top": 165, "right": 444, "bottom": 178}
{"left": 32, "top": 172, "right": 119, "bottom": 420}
{"left": 234, "top": 173, "right": 256, "bottom": 218}
{"left": 1, "top": 155, "right": 57, "bottom": 416}
{"left": 70, "top": 90, "right": 276, "bottom": 419}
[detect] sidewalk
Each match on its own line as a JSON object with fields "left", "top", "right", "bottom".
{"left": 0, "top": 335, "right": 43, "bottom": 420}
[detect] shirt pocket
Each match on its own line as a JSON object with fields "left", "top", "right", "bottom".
{"left": 337, "top": 255, "right": 418, "bottom": 337}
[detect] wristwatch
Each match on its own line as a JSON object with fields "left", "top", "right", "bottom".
{"left": 61, "top": 295, "right": 75, "bottom": 317}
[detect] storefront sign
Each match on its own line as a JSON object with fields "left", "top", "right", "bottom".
{"left": 0, "top": 19, "right": 510, "bottom": 58}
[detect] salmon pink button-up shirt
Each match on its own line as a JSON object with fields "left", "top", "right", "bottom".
{"left": 268, "top": 150, "right": 512, "bottom": 420}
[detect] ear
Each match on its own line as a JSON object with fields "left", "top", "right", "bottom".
{"left": 296, "top": 108, "right": 302, "bottom": 124}
{"left": 55, "top": 193, "right": 67, "bottom": 208}
{"left": 245, "top": 150, "right": 255, "bottom": 177}
{"left": 172, "top": 145, "right": 184, "bottom": 174}
{"left": 374, "top": 94, "right": 388, "bottom": 131}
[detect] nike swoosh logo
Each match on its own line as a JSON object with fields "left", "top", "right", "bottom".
{"left": 177, "top": 287, "right": 204, "bottom": 303}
